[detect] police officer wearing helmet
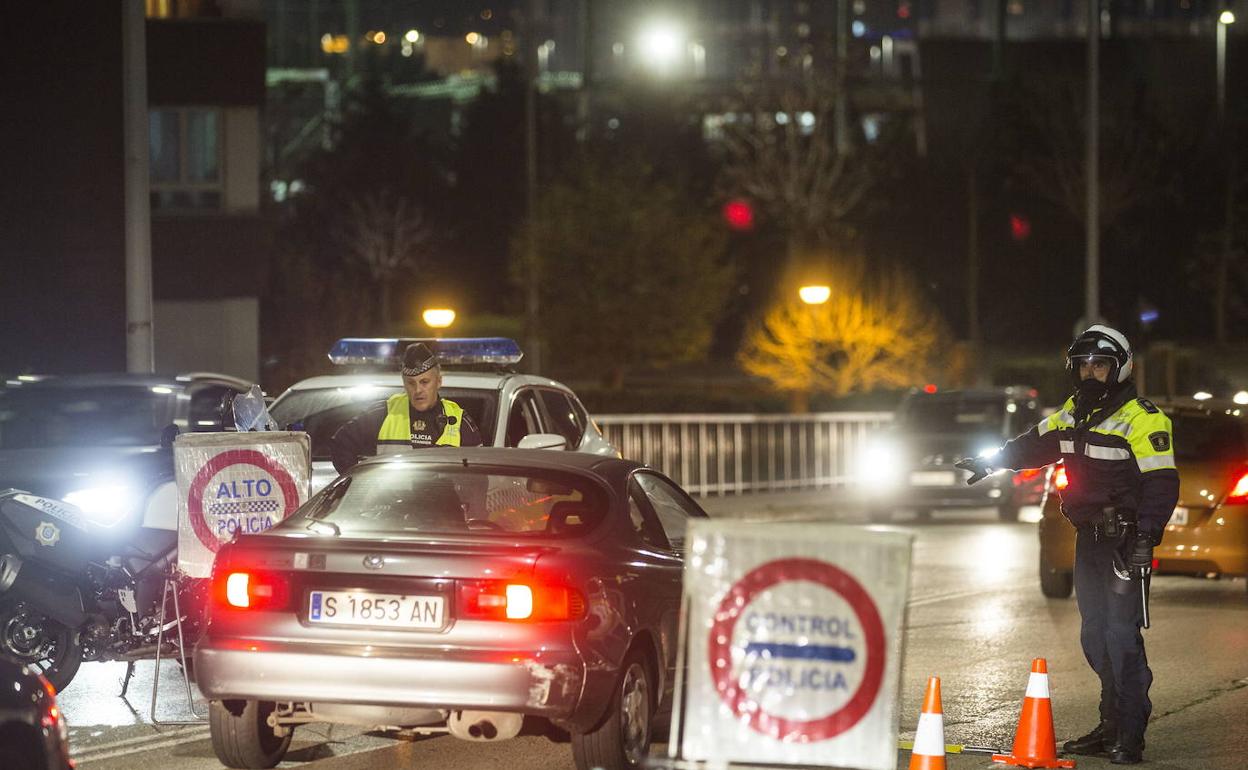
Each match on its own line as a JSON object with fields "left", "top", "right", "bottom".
{"left": 957, "top": 324, "right": 1178, "bottom": 765}
{"left": 330, "top": 342, "right": 482, "bottom": 474}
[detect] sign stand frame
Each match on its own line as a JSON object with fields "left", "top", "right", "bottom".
{"left": 147, "top": 572, "right": 207, "bottom": 724}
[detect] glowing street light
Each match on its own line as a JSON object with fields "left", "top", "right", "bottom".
{"left": 799, "top": 285, "right": 831, "bottom": 305}
{"left": 422, "top": 308, "right": 456, "bottom": 330}
{"left": 637, "top": 19, "right": 685, "bottom": 73}
{"left": 1233, "top": 390, "right": 1248, "bottom": 405}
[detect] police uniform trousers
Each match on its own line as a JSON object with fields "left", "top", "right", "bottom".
{"left": 1074, "top": 528, "right": 1153, "bottom": 747}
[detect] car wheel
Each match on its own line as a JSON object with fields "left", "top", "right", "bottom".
{"left": 1039, "top": 563, "right": 1074, "bottom": 599}
{"left": 0, "top": 601, "right": 82, "bottom": 693}
{"left": 209, "top": 699, "right": 292, "bottom": 769}
{"left": 571, "top": 650, "right": 653, "bottom": 770}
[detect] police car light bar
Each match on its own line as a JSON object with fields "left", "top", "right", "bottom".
{"left": 328, "top": 338, "right": 524, "bottom": 367}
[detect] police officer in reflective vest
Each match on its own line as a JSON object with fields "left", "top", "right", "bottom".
{"left": 957, "top": 324, "right": 1178, "bottom": 765}
{"left": 330, "top": 342, "right": 482, "bottom": 474}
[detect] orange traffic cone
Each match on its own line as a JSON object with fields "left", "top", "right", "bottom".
{"left": 909, "top": 676, "right": 946, "bottom": 770}
{"left": 992, "top": 658, "right": 1075, "bottom": 768}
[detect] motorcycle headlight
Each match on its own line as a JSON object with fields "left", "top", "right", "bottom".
{"left": 858, "top": 442, "right": 903, "bottom": 488}
{"left": 62, "top": 485, "right": 137, "bottom": 527}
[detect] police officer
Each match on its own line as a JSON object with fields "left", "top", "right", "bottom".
{"left": 957, "top": 324, "right": 1178, "bottom": 765}
{"left": 330, "top": 342, "right": 482, "bottom": 473}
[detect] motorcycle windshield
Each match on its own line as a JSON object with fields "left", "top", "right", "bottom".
{"left": 0, "top": 386, "right": 179, "bottom": 449}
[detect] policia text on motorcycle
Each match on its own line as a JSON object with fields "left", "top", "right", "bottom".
{"left": 330, "top": 342, "right": 483, "bottom": 473}
{"left": 957, "top": 324, "right": 1178, "bottom": 766}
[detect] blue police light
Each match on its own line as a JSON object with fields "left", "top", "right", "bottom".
{"left": 328, "top": 338, "right": 524, "bottom": 367}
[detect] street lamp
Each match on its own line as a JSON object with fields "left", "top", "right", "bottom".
{"left": 798, "top": 285, "right": 831, "bottom": 305}
{"left": 1218, "top": 11, "right": 1235, "bottom": 123}
{"left": 637, "top": 19, "right": 685, "bottom": 74}
{"left": 422, "top": 308, "right": 456, "bottom": 335}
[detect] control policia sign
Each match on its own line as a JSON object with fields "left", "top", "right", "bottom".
{"left": 174, "top": 432, "right": 311, "bottom": 579}
{"left": 671, "top": 520, "right": 912, "bottom": 770}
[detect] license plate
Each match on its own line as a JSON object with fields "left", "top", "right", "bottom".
{"left": 308, "top": 591, "right": 445, "bottom": 629}
{"left": 911, "top": 471, "right": 956, "bottom": 486}
{"left": 1171, "top": 507, "right": 1189, "bottom": 526}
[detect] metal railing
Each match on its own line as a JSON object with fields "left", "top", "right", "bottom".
{"left": 595, "top": 412, "right": 892, "bottom": 496}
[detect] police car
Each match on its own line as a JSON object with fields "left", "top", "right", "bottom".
{"left": 267, "top": 338, "right": 618, "bottom": 492}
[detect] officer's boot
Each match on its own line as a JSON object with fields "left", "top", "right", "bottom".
{"left": 1062, "top": 721, "right": 1116, "bottom": 755}
{"left": 1108, "top": 735, "right": 1145, "bottom": 765}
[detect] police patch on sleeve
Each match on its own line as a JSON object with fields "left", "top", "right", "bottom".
{"left": 1137, "top": 398, "right": 1160, "bottom": 414}
{"left": 1149, "top": 431, "right": 1171, "bottom": 452}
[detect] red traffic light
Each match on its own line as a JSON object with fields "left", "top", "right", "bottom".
{"left": 1009, "top": 213, "right": 1031, "bottom": 242}
{"left": 722, "top": 198, "right": 755, "bottom": 232}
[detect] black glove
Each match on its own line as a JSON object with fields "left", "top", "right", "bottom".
{"left": 1128, "top": 534, "right": 1155, "bottom": 570}
{"left": 954, "top": 456, "right": 993, "bottom": 485}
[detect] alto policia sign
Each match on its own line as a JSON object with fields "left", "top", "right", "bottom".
{"left": 672, "top": 520, "right": 912, "bottom": 770}
{"left": 174, "top": 432, "right": 311, "bottom": 578}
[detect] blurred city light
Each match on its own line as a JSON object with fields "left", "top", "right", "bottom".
{"left": 923, "top": 383, "right": 938, "bottom": 394}
{"left": 423, "top": 308, "right": 456, "bottom": 329}
{"left": 320, "top": 34, "right": 349, "bottom": 54}
{"left": 466, "top": 32, "right": 481, "bottom": 45}
{"left": 1233, "top": 391, "right": 1248, "bottom": 405}
{"left": 721, "top": 198, "right": 755, "bottom": 231}
{"left": 365, "top": 30, "right": 386, "bottom": 45}
{"left": 1193, "top": 391, "right": 1213, "bottom": 400}
{"left": 1219, "top": 10, "right": 1236, "bottom": 25}
{"left": 404, "top": 29, "right": 421, "bottom": 43}
{"left": 637, "top": 19, "right": 685, "bottom": 73}
{"left": 799, "top": 285, "right": 831, "bottom": 305}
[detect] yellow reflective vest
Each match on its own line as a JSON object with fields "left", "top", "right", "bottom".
{"left": 375, "top": 394, "right": 464, "bottom": 452}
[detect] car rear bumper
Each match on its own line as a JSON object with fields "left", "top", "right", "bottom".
{"left": 195, "top": 637, "right": 585, "bottom": 718}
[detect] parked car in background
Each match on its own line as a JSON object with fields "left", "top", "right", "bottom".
{"left": 0, "top": 657, "right": 73, "bottom": 770}
{"left": 268, "top": 338, "right": 618, "bottom": 493}
{"left": 1037, "top": 398, "right": 1248, "bottom": 598}
{"left": 857, "top": 386, "right": 1047, "bottom": 521}
{"left": 195, "top": 448, "right": 705, "bottom": 770}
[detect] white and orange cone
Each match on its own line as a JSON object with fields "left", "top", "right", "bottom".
{"left": 909, "top": 676, "right": 946, "bottom": 770}
{"left": 992, "top": 658, "right": 1075, "bottom": 768}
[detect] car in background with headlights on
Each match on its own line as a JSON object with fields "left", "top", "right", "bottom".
{"left": 0, "top": 373, "right": 253, "bottom": 541}
{"left": 195, "top": 447, "right": 704, "bottom": 770}
{"left": 856, "top": 386, "right": 1046, "bottom": 521}
{"left": 1037, "top": 399, "right": 1248, "bottom": 598}
{"left": 0, "top": 657, "right": 73, "bottom": 770}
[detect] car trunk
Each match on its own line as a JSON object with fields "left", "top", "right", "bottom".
{"left": 207, "top": 535, "right": 569, "bottom": 649}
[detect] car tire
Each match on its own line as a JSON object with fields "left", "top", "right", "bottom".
{"left": 1039, "top": 564, "right": 1074, "bottom": 599}
{"left": 209, "top": 699, "right": 292, "bottom": 769}
{"left": 571, "top": 650, "right": 653, "bottom": 770}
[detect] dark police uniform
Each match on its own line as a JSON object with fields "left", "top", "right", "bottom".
{"left": 994, "top": 382, "right": 1178, "bottom": 760}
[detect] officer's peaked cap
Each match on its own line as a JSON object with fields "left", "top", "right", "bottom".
{"left": 401, "top": 342, "right": 439, "bottom": 376}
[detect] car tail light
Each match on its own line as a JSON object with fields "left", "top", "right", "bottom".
{"left": 214, "top": 570, "right": 290, "bottom": 611}
{"left": 1013, "top": 468, "right": 1043, "bottom": 487}
{"left": 1226, "top": 470, "right": 1248, "bottom": 505}
{"left": 1052, "top": 465, "right": 1069, "bottom": 491}
{"left": 458, "top": 580, "right": 585, "bottom": 622}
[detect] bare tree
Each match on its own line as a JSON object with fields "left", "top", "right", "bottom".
{"left": 334, "top": 190, "right": 438, "bottom": 326}
{"left": 719, "top": 75, "right": 874, "bottom": 258}
{"left": 738, "top": 257, "right": 950, "bottom": 410}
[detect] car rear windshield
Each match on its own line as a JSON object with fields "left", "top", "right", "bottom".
{"left": 280, "top": 463, "right": 608, "bottom": 538}
{"left": 269, "top": 386, "right": 497, "bottom": 459}
{"left": 897, "top": 396, "right": 1006, "bottom": 434}
{"left": 0, "top": 386, "right": 178, "bottom": 449}
{"left": 1172, "top": 412, "right": 1248, "bottom": 462}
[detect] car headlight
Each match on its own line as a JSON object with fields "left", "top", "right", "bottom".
{"left": 858, "top": 443, "right": 903, "bottom": 488}
{"left": 62, "top": 485, "right": 137, "bottom": 527}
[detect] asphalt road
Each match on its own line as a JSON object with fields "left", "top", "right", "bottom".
{"left": 56, "top": 495, "right": 1248, "bottom": 770}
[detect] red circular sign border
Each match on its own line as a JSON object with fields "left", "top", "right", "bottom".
{"left": 707, "top": 557, "right": 886, "bottom": 743}
{"left": 187, "top": 449, "right": 301, "bottom": 553}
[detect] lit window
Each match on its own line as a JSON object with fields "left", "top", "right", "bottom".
{"left": 148, "top": 108, "right": 223, "bottom": 211}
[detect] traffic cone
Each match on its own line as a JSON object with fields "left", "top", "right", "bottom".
{"left": 992, "top": 658, "right": 1075, "bottom": 768}
{"left": 909, "top": 676, "right": 946, "bottom": 770}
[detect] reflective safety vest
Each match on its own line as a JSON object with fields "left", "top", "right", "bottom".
{"left": 375, "top": 394, "right": 464, "bottom": 453}
{"left": 1036, "top": 395, "right": 1175, "bottom": 526}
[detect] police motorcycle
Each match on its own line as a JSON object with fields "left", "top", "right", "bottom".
{"left": 0, "top": 387, "right": 276, "bottom": 692}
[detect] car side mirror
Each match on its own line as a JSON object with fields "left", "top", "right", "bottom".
{"left": 160, "top": 423, "right": 180, "bottom": 451}
{"left": 517, "top": 433, "right": 568, "bottom": 451}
